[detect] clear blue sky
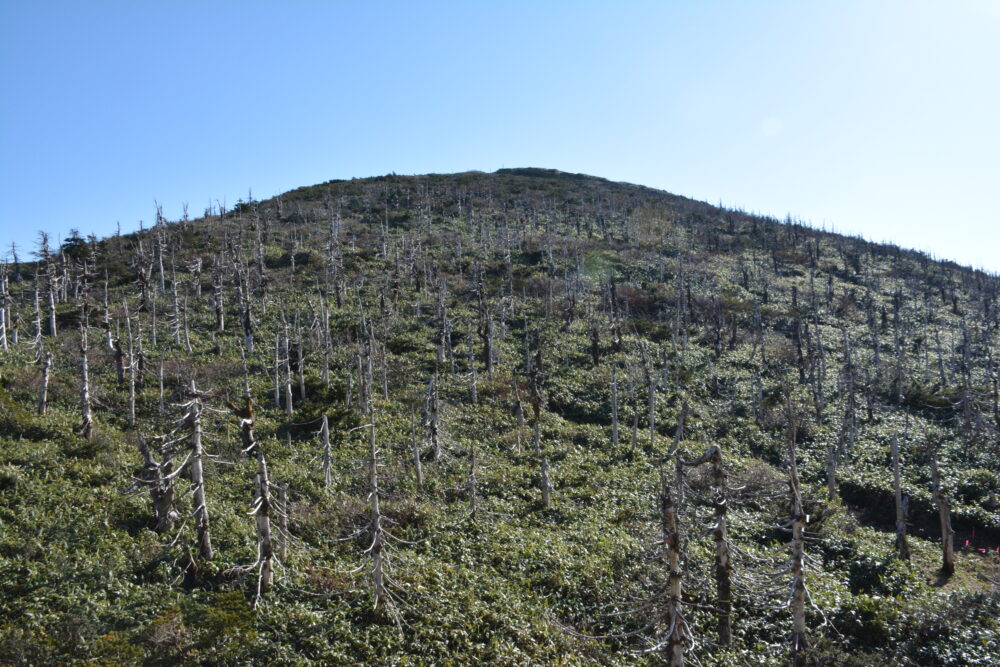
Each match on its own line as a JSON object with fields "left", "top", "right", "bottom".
{"left": 2, "top": 1, "right": 998, "bottom": 270}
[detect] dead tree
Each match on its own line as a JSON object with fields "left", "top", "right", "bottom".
{"left": 654, "top": 466, "right": 691, "bottom": 665}
{"left": 212, "top": 255, "right": 225, "bottom": 332}
{"left": 125, "top": 311, "right": 136, "bottom": 427}
{"left": 282, "top": 324, "right": 294, "bottom": 416}
{"left": 425, "top": 375, "right": 442, "bottom": 460}
{"left": 278, "top": 483, "right": 289, "bottom": 564}
{"left": 319, "top": 414, "right": 332, "bottom": 489}
{"left": 929, "top": 448, "right": 955, "bottom": 575}
{"left": 785, "top": 408, "right": 808, "bottom": 667}
{"left": 891, "top": 434, "right": 910, "bottom": 560}
{"left": 409, "top": 414, "right": 424, "bottom": 490}
{"left": 467, "top": 321, "right": 478, "bottom": 404}
{"left": 36, "top": 349, "right": 52, "bottom": 415}
{"left": 682, "top": 444, "right": 733, "bottom": 647}
{"left": 468, "top": 441, "right": 478, "bottom": 522}
{"left": 132, "top": 437, "right": 179, "bottom": 533}
{"left": 611, "top": 365, "right": 620, "bottom": 449}
{"left": 528, "top": 333, "right": 553, "bottom": 508}
{"left": 0, "top": 271, "right": 7, "bottom": 352}
{"left": 79, "top": 301, "right": 94, "bottom": 439}
{"left": 250, "top": 446, "right": 276, "bottom": 600}
{"left": 364, "top": 392, "right": 397, "bottom": 622}
{"left": 639, "top": 340, "right": 659, "bottom": 449}
{"left": 161, "top": 379, "right": 215, "bottom": 562}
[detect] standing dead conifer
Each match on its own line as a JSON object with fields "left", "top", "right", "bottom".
{"left": 319, "top": 414, "right": 332, "bottom": 489}
{"left": 249, "top": 445, "right": 275, "bottom": 600}
{"left": 130, "top": 437, "right": 179, "bottom": 534}
{"left": 468, "top": 441, "right": 478, "bottom": 522}
{"left": 528, "top": 332, "right": 553, "bottom": 508}
{"left": 891, "top": 434, "right": 910, "bottom": 560}
{"left": 425, "top": 375, "right": 442, "bottom": 460}
{"left": 125, "top": 309, "right": 136, "bottom": 427}
{"left": 212, "top": 254, "right": 225, "bottom": 332}
{"left": 928, "top": 447, "right": 955, "bottom": 576}
{"left": 37, "top": 349, "right": 52, "bottom": 415}
{"left": 681, "top": 439, "right": 733, "bottom": 647}
{"left": 655, "top": 465, "right": 691, "bottom": 665}
{"left": 783, "top": 402, "right": 808, "bottom": 667}
{"left": 187, "top": 379, "right": 213, "bottom": 561}
{"left": 611, "top": 365, "right": 620, "bottom": 449}
{"left": 0, "top": 270, "right": 7, "bottom": 352}
{"left": 79, "top": 300, "right": 94, "bottom": 440}
{"left": 409, "top": 413, "right": 424, "bottom": 490}
{"left": 282, "top": 323, "right": 294, "bottom": 416}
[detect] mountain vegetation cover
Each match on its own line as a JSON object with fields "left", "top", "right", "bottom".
{"left": 0, "top": 168, "right": 997, "bottom": 665}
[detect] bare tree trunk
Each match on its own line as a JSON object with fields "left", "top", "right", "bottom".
{"left": 138, "top": 438, "right": 178, "bottom": 533}
{"left": 274, "top": 333, "right": 282, "bottom": 408}
{"left": 320, "top": 414, "right": 332, "bottom": 489}
{"left": 158, "top": 359, "right": 165, "bottom": 416}
{"left": 410, "top": 415, "right": 424, "bottom": 490}
{"left": 112, "top": 337, "right": 126, "bottom": 386}
{"left": 48, "top": 286, "right": 58, "bottom": 337}
{"left": 512, "top": 375, "right": 526, "bottom": 451}
{"left": 297, "top": 329, "right": 307, "bottom": 401}
{"left": 0, "top": 274, "right": 7, "bottom": 352}
{"left": 33, "top": 286, "right": 43, "bottom": 350}
{"left": 468, "top": 441, "right": 478, "bottom": 521}
{"left": 126, "top": 314, "right": 136, "bottom": 427}
{"left": 278, "top": 483, "right": 289, "bottom": 564}
{"left": 171, "top": 256, "right": 182, "bottom": 345}
{"left": 467, "top": 322, "right": 478, "bottom": 404}
{"left": 253, "top": 449, "right": 275, "bottom": 598}
{"left": 283, "top": 329, "right": 294, "bottom": 416}
{"left": 659, "top": 467, "right": 690, "bottom": 666}
{"left": 891, "top": 435, "right": 910, "bottom": 560}
{"left": 213, "top": 258, "right": 225, "bottom": 332}
{"left": 535, "top": 419, "right": 552, "bottom": 509}
{"left": 788, "top": 414, "right": 808, "bottom": 667}
{"left": 366, "top": 398, "right": 388, "bottom": 610}
{"left": 189, "top": 380, "right": 213, "bottom": 561}
{"left": 682, "top": 444, "right": 734, "bottom": 647}
{"left": 930, "top": 450, "right": 954, "bottom": 575}
{"left": 426, "top": 375, "right": 441, "bottom": 460}
{"left": 611, "top": 365, "right": 620, "bottom": 448}
{"left": 79, "top": 302, "right": 93, "bottom": 439}
{"left": 37, "top": 350, "right": 52, "bottom": 415}
{"left": 182, "top": 295, "right": 192, "bottom": 354}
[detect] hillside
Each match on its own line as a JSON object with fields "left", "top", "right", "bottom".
{"left": 0, "top": 168, "right": 998, "bottom": 665}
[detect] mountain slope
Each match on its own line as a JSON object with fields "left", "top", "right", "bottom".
{"left": 0, "top": 169, "right": 997, "bottom": 665}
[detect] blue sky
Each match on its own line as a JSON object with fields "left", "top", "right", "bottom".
{"left": 2, "top": 1, "right": 998, "bottom": 270}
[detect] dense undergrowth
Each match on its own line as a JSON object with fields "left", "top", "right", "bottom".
{"left": 0, "top": 168, "right": 998, "bottom": 665}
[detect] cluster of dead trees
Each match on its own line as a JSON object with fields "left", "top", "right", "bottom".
{"left": 0, "top": 173, "right": 994, "bottom": 662}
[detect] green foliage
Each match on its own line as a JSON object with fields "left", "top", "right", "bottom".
{"left": 1, "top": 169, "right": 998, "bottom": 664}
